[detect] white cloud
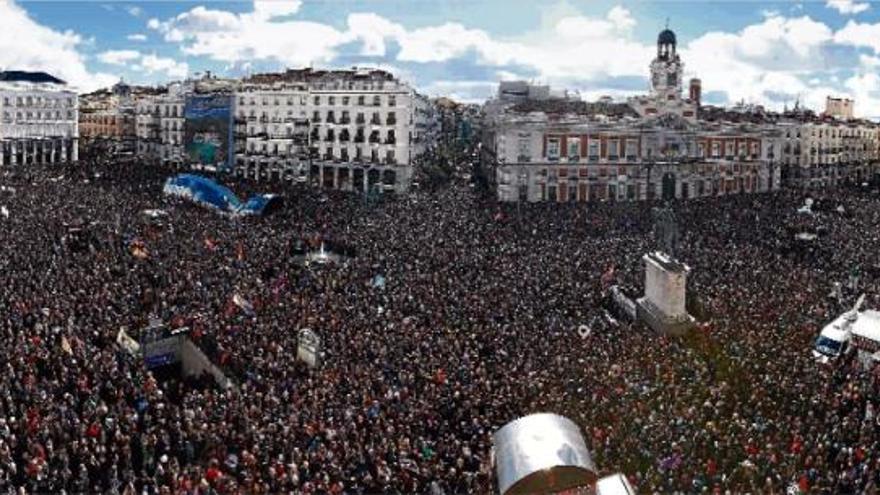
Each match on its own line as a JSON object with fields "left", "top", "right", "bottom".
{"left": 0, "top": 0, "right": 117, "bottom": 91}
{"left": 834, "top": 20, "right": 880, "bottom": 53}
{"left": 149, "top": 3, "right": 345, "bottom": 66}
{"left": 98, "top": 49, "right": 188, "bottom": 79}
{"left": 127, "top": 33, "right": 147, "bottom": 42}
{"left": 680, "top": 14, "right": 837, "bottom": 111}
{"left": 252, "top": 0, "right": 302, "bottom": 20}
{"left": 826, "top": 0, "right": 870, "bottom": 15}
{"left": 139, "top": 54, "right": 189, "bottom": 78}
{"left": 126, "top": 5, "right": 144, "bottom": 17}
{"left": 97, "top": 49, "right": 141, "bottom": 65}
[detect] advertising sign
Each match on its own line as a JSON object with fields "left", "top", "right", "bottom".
{"left": 184, "top": 94, "right": 234, "bottom": 171}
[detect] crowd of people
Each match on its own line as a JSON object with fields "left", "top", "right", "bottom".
{"left": 0, "top": 158, "right": 878, "bottom": 494}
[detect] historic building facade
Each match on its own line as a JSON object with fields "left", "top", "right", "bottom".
{"left": 135, "top": 82, "right": 187, "bottom": 165}
{"left": 232, "top": 68, "right": 436, "bottom": 194}
{"left": 79, "top": 81, "right": 137, "bottom": 155}
{"left": 0, "top": 71, "right": 78, "bottom": 166}
{"left": 482, "top": 28, "right": 877, "bottom": 203}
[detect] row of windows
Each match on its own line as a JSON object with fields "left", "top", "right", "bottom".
{"left": 786, "top": 129, "right": 877, "bottom": 139}
{"left": 240, "top": 110, "right": 400, "bottom": 126}
{"left": 238, "top": 94, "right": 397, "bottom": 107}
{"left": 1, "top": 110, "right": 73, "bottom": 122}
{"left": 533, "top": 176, "right": 759, "bottom": 203}
{"left": 244, "top": 143, "right": 397, "bottom": 163}
{"left": 308, "top": 128, "right": 396, "bottom": 144}
{"left": 2, "top": 96, "right": 75, "bottom": 108}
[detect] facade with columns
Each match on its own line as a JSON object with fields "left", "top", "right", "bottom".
{"left": 232, "top": 68, "right": 436, "bottom": 194}
{"left": 0, "top": 71, "right": 78, "bottom": 166}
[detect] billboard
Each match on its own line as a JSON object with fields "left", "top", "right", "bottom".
{"left": 184, "top": 94, "right": 233, "bottom": 171}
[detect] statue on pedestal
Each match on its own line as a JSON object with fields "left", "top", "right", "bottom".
{"left": 652, "top": 206, "right": 680, "bottom": 260}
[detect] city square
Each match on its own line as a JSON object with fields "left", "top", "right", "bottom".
{"left": 1, "top": 1, "right": 880, "bottom": 493}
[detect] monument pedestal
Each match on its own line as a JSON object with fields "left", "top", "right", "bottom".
{"left": 636, "top": 251, "right": 695, "bottom": 335}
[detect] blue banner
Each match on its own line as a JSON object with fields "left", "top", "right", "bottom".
{"left": 163, "top": 174, "right": 280, "bottom": 216}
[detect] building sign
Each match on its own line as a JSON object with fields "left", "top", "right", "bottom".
{"left": 184, "top": 94, "right": 233, "bottom": 171}
{"left": 297, "top": 328, "right": 322, "bottom": 368}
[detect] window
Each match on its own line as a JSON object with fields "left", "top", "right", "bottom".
{"left": 358, "top": 95, "right": 365, "bottom": 106}
{"left": 588, "top": 140, "right": 599, "bottom": 159}
{"left": 388, "top": 95, "right": 396, "bottom": 106}
{"left": 373, "top": 95, "right": 381, "bottom": 106}
{"left": 547, "top": 138, "right": 560, "bottom": 159}
{"left": 608, "top": 140, "right": 619, "bottom": 159}
{"left": 711, "top": 142, "right": 720, "bottom": 158}
{"left": 313, "top": 96, "right": 320, "bottom": 105}
{"left": 567, "top": 137, "right": 580, "bottom": 160}
{"left": 625, "top": 139, "right": 638, "bottom": 159}
{"left": 329, "top": 96, "right": 335, "bottom": 106}
{"left": 342, "top": 96, "right": 350, "bottom": 105}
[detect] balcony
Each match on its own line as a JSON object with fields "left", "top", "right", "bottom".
{"left": 385, "top": 137, "right": 396, "bottom": 145}
{"left": 340, "top": 117, "right": 351, "bottom": 125}
{"left": 356, "top": 115, "right": 365, "bottom": 124}
{"left": 370, "top": 117, "right": 382, "bottom": 125}
{"left": 369, "top": 135, "right": 381, "bottom": 144}
{"left": 386, "top": 117, "right": 397, "bottom": 126}
{"left": 354, "top": 135, "right": 365, "bottom": 143}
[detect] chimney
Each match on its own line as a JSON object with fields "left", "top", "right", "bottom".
{"left": 689, "top": 78, "right": 701, "bottom": 107}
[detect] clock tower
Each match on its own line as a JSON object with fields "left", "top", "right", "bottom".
{"left": 650, "top": 27, "right": 683, "bottom": 101}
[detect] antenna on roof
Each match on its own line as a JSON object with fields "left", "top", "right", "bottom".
{"left": 665, "top": 17, "right": 670, "bottom": 29}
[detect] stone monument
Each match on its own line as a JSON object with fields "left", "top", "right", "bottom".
{"left": 637, "top": 207, "right": 696, "bottom": 335}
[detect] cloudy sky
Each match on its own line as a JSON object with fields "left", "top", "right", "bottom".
{"left": 4, "top": 0, "right": 880, "bottom": 118}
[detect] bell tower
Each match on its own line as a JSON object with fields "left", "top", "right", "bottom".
{"left": 650, "top": 22, "right": 683, "bottom": 100}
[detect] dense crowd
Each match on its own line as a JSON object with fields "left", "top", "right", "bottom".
{"left": 0, "top": 159, "right": 878, "bottom": 494}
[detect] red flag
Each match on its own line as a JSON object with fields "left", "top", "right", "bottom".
{"left": 204, "top": 236, "right": 217, "bottom": 251}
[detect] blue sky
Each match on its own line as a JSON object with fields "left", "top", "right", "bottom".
{"left": 4, "top": 0, "right": 880, "bottom": 117}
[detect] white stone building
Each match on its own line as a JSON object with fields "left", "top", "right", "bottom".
{"left": 779, "top": 115, "right": 879, "bottom": 188}
{"left": 233, "top": 68, "right": 436, "bottom": 194}
{"left": 0, "top": 71, "right": 78, "bottom": 166}
{"left": 135, "top": 82, "right": 187, "bottom": 166}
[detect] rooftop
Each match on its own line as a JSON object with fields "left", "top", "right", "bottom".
{"left": 0, "top": 70, "right": 65, "bottom": 85}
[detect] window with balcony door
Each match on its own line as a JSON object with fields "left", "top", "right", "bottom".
{"left": 567, "top": 138, "right": 580, "bottom": 160}
{"left": 547, "top": 138, "right": 560, "bottom": 160}
{"left": 608, "top": 140, "right": 619, "bottom": 160}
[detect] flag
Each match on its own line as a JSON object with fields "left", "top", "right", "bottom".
{"left": 61, "top": 336, "right": 73, "bottom": 355}
{"left": 236, "top": 242, "right": 245, "bottom": 261}
{"left": 204, "top": 236, "right": 217, "bottom": 251}
{"left": 233, "top": 294, "right": 255, "bottom": 316}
